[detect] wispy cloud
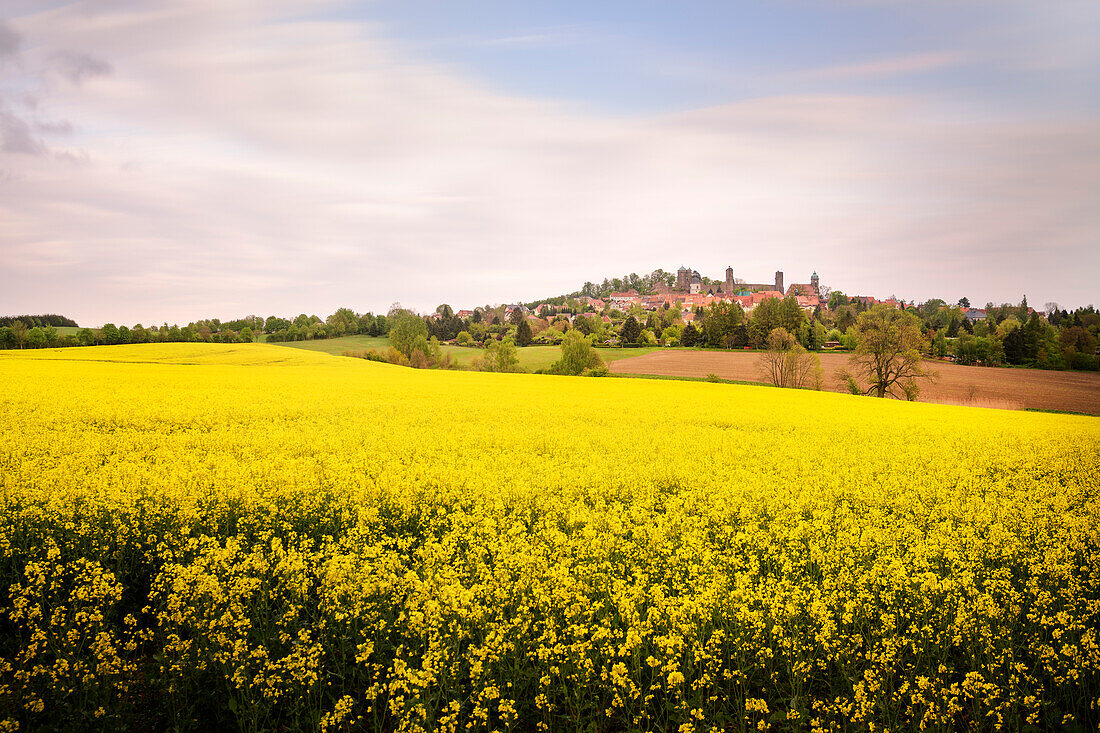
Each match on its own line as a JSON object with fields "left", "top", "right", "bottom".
{"left": 0, "top": 107, "right": 45, "bottom": 154}
{"left": 464, "top": 26, "right": 595, "bottom": 49}
{"left": 782, "top": 51, "right": 967, "bottom": 82}
{"left": 53, "top": 51, "right": 113, "bottom": 84}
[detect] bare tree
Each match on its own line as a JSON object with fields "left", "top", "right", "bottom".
{"left": 759, "top": 327, "right": 822, "bottom": 389}
{"left": 836, "top": 305, "right": 936, "bottom": 400}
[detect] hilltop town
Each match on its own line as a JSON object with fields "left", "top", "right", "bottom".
{"left": 3, "top": 264, "right": 1095, "bottom": 374}
{"left": 449, "top": 265, "right": 904, "bottom": 325}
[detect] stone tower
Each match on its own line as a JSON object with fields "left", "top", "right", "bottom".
{"left": 811, "top": 271, "right": 819, "bottom": 295}
{"left": 775, "top": 271, "right": 784, "bottom": 293}
{"left": 724, "top": 266, "right": 734, "bottom": 293}
{"left": 676, "top": 266, "right": 690, "bottom": 292}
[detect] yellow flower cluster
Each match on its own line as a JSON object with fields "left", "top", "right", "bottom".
{"left": 0, "top": 343, "right": 1097, "bottom": 731}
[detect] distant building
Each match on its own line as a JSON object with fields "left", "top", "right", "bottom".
{"left": 785, "top": 271, "right": 822, "bottom": 309}
{"left": 963, "top": 308, "right": 987, "bottom": 322}
{"left": 576, "top": 296, "right": 605, "bottom": 310}
{"left": 676, "top": 266, "right": 691, "bottom": 292}
{"left": 689, "top": 270, "right": 703, "bottom": 294}
{"left": 608, "top": 290, "right": 640, "bottom": 308}
{"left": 674, "top": 264, "right": 785, "bottom": 296}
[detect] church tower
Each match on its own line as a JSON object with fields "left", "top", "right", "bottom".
{"left": 689, "top": 270, "right": 702, "bottom": 294}
{"left": 811, "top": 271, "right": 819, "bottom": 295}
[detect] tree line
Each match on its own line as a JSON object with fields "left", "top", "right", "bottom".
{"left": 3, "top": 290, "right": 1096, "bottom": 374}
{"left": 901, "top": 297, "right": 1098, "bottom": 371}
{"left": 0, "top": 314, "right": 77, "bottom": 328}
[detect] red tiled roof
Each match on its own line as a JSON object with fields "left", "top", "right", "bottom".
{"left": 751, "top": 290, "right": 783, "bottom": 304}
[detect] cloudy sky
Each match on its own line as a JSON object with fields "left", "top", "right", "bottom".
{"left": 1, "top": 0, "right": 1098, "bottom": 325}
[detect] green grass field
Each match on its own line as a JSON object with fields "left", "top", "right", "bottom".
{"left": 268, "top": 334, "right": 660, "bottom": 371}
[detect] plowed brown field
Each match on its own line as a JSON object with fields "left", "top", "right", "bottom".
{"left": 608, "top": 350, "right": 1100, "bottom": 414}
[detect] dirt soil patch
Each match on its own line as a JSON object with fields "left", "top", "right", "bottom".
{"left": 609, "top": 350, "right": 1100, "bottom": 415}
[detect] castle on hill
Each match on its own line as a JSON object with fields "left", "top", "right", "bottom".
{"left": 605, "top": 265, "right": 824, "bottom": 315}
{"left": 659, "top": 265, "right": 819, "bottom": 300}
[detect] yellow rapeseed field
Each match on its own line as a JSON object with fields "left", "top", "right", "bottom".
{"left": 0, "top": 343, "right": 1097, "bottom": 731}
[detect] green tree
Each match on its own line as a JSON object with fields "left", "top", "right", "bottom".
{"left": 809, "top": 321, "right": 827, "bottom": 351}
{"left": 550, "top": 330, "right": 604, "bottom": 375}
{"left": 10, "top": 320, "right": 28, "bottom": 349}
{"left": 1002, "top": 326, "right": 1025, "bottom": 364}
{"left": 920, "top": 299, "right": 947, "bottom": 322}
{"left": 25, "top": 326, "right": 47, "bottom": 349}
{"left": 839, "top": 305, "right": 935, "bottom": 399}
{"left": 102, "top": 323, "right": 120, "bottom": 345}
{"left": 779, "top": 296, "right": 806, "bottom": 333}
{"left": 748, "top": 296, "right": 804, "bottom": 347}
{"left": 827, "top": 291, "right": 849, "bottom": 310}
{"left": 475, "top": 338, "right": 521, "bottom": 372}
{"left": 620, "top": 316, "right": 642, "bottom": 345}
{"left": 661, "top": 325, "right": 682, "bottom": 346}
{"left": 495, "top": 337, "right": 519, "bottom": 372}
{"left": 573, "top": 315, "right": 593, "bottom": 336}
{"left": 358, "top": 313, "right": 378, "bottom": 336}
{"left": 407, "top": 334, "right": 433, "bottom": 368}
{"left": 663, "top": 305, "right": 683, "bottom": 327}
{"left": 932, "top": 332, "right": 948, "bottom": 358}
{"left": 702, "top": 300, "right": 744, "bottom": 348}
{"left": 388, "top": 310, "right": 429, "bottom": 358}
{"left": 681, "top": 323, "right": 699, "bottom": 347}
{"left": 240, "top": 327, "right": 254, "bottom": 342}
{"left": 327, "top": 308, "right": 357, "bottom": 337}
{"left": 515, "top": 318, "right": 533, "bottom": 347}
{"left": 1059, "top": 326, "right": 1097, "bottom": 369}
{"left": 1022, "top": 312, "right": 1050, "bottom": 363}
{"left": 954, "top": 335, "right": 1002, "bottom": 366}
